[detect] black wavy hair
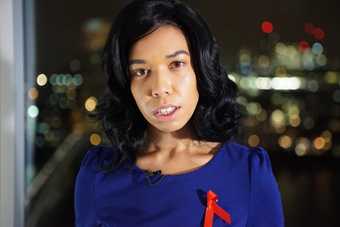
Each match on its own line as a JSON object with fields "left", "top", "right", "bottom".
{"left": 91, "top": 0, "right": 242, "bottom": 171}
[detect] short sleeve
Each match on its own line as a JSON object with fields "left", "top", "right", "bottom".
{"left": 74, "top": 147, "right": 101, "bottom": 227}
{"left": 246, "top": 146, "right": 285, "bottom": 227}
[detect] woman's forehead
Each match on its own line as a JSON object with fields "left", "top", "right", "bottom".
{"left": 128, "top": 25, "right": 190, "bottom": 60}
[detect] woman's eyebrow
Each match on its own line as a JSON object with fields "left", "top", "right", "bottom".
{"left": 165, "top": 50, "right": 189, "bottom": 58}
{"left": 128, "top": 49, "right": 189, "bottom": 66}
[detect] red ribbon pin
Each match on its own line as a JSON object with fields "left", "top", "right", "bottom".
{"left": 204, "top": 190, "right": 232, "bottom": 227}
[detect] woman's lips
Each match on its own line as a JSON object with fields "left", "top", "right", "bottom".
{"left": 153, "top": 106, "right": 181, "bottom": 121}
{"left": 152, "top": 105, "right": 180, "bottom": 115}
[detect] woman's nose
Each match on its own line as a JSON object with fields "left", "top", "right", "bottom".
{"left": 150, "top": 69, "right": 172, "bottom": 98}
{"left": 152, "top": 89, "right": 170, "bottom": 98}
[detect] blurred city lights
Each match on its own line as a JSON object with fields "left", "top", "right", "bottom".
{"left": 271, "top": 77, "right": 301, "bottom": 90}
{"left": 36, "top": 73, "right": 48, "bottom": 86}
{"left": 275, "top": 66, "right": 287, "bottom": 77}
{"left": 90, "top": 133, "right": 102, "bottom": 145}
{"left": 248, "top": 134, "right": 260, "bottom": 147}
{"left": 28, "top": 87, "right": 39, "bottom": 100}
{"left": 313, "top": 27, "right": 325, "bottom": 40}
{"left": 49, "top": 73, "right": 83, "bottom": 87}
{"left": 26, "top": 18, "right": 339, "bottom": 160}
{"left": 85, "top": 96, "right": 97, "bottom": 112}
{"left": 246, "top": 102, "right": 262, "bottom": 115}
{"left": 289, "top": 114, "right": 301, "bottom": 127}
{"left": 278, "top": 135, "right": 293, "bottom": 149}
{"left": 315, "top": 54, "right": 327, "bottom": 67}
{"left": 239, "top": 50, "right": 252, "bottom": 64}
{"left": 240, "top": 76, "right": 260, "bottom": 91}
{"left": 27, "top": 105, "right": 39, "bottom": 118}
{"left": 275, "top": 43, "right": 301, "bottom": 70}
{"left": 83, "top": 18, "right": 110, "bottom": 51}
{"left": 304, "top": 22, "right": 325, "bottom": 40}
{"left": 323, "top": 141, "right": 332, "bottom": 151}
{"left": 236, "top": 96, "right": 248, "bottom": 106}
{"left": 286, "top": 104, "right": 300, "bottom": 115}
{"left": 298, "top": 40, "right": 310, "bottom": 52}
{"left": 311, "top": 42, "right": 324, "bottom": 55}
{"left": 302, "top": 49, "right": 315, "bottom": 70}
{"left": 321, "top": 130, "right": 332, "bottom": 142}
{"left": 255, "top": 77, "right": 271, "bottom": 90}
{"left": 261, "top": 21, "right": 273, "bottom": 34}
{"left": 325, "top": 71, "right": 338, "bottom": 84}
{"left": 306, "top": 80, "right": 319, "bottom": 92}
{"left": 257, "top": 55, "right": 271, "bottom": 68}
{"left": 313, "top": 136, "right": 326, "bottom": 150}
{"left": 255, "top": 109, "right": 267, "bottom": 122}
{"left": 295, "top": 138, "right": 310, "bottom": 156}
{"left": 239, "top": 49, "right": 252, "bottom": 75}
{"left": 270, "top": 109, "right": 286, "bottom": 128}
{"left": 73, "top": 74, "right": 83, "bottom": 86}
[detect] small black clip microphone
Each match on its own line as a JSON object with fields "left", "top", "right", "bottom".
{"left": 144, "top": 169, "right": 165, "bottom": 185}
{"left": 144, "top": 169, "right": 162, "bottom": 176}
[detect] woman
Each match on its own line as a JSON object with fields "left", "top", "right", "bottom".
{"left": 74, "top": 0, "right": 285, "bottom": 226}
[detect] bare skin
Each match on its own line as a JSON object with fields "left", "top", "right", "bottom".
{"left": 128, "top": 24, "right": 222, "bottom": 175}
{"left": 135, "top": 141, "right": 222, "bottom": 175}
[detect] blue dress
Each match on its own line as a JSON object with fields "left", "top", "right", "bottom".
{"left": 74, "top": 141, "right": 285, "bottom": 227}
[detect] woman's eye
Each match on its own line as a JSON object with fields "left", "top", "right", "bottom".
{"left": 170, "top": 61, "right": 185, "bottom": 69}
{"left": 134, "top": 69, "right": 149, "bottom": 77}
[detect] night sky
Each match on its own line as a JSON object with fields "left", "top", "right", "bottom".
{"left": 36, "top": 0, "right": 340, "bottom": 72}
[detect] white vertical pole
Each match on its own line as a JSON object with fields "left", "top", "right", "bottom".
{"left": 0, "top": 0, "right": 25, "bottom": 226}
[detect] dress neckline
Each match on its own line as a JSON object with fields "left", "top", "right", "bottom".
{"left": 129, "top": 141, "right": 227, "bottom": 178}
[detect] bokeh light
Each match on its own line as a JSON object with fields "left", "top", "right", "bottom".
{"left": 295, "top": 137, "right": 310, "bottom": 156}
{"left": 246, "top": 102, "right": 262, "bottom": 115}
{"left": 27, "top": 105, "right": 39, "bottom": 118}
{"left": 278, "top": 135, "right": 293, "bottom": 149}
{"left": 325, "top": 71, "right": 338, "bottom": 84}
{"left": 248, "top": 134, "right": 260, "bottom": 147}
{"left": 36, "top": 73, "right": 48, "bottom": 86}
{"left": 313, "top": 136, "right": 326, "bottom": 150}
{"left": 90, "top": 133, "right": 102, "bottom": 145}
{"left": 85, "top": 96, "right": 97, "bottom": 112}
{"left": 270, "top": 109, "right": 286, "bottom": 128}
{"left": 289, "top": 114, "right": 301, "bottom": 127}
{"left": 311, "top": 42, "right": 324, "bottom": 55}
{"left": 28, "top": 87, "right": 39, "bottom": 100}
{"left": 261, "top": 21, "right": 273, "bottom": 34}
{"left": 313, "top": 27, "right": 325, "bottom": 40}
{"left": 298, "top": 40, "right": 310, "bottom": 52}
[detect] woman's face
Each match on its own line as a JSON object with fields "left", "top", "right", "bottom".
{"left": 128, "top": 24, "right": 199, "bottom": 133}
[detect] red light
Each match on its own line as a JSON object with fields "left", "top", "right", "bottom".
{"left": 261, "top": 21, "right": 273, "bottom": 34}
{"left": 304, "top": 22, "right": 325, "bottom": 40}
{"left": 313, "top": 27, "right": 325, "bottom": 40}
{"left": 298, "top": 40, "right": 310, "bottom": 52}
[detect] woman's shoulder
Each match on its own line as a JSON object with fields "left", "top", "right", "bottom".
{"left": 224, "top": 141, "right": 273, "bottom": 169}
{"left": 225, "top": 141, "right": 269, "bottom": 157}
{"left": 79, "top": 145, "right": 119, "bottom": 172}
